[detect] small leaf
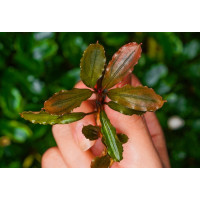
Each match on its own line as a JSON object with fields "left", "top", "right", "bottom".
{"left": 82, "top": 125, "right": 100, "bottom": 140}
{"left": 44, "top": 88, "right": 92, "bottom": 115}
{"left": 80, "top": 43, "right": 106, "bottom": 88}
{"left": 117, "top": 134, "right": 129, "bottom": 144}
{"left": 107, "top": 85, "right": 166, "bottom": 112}
{"left": 20, "top": 111, "right": 87, "bottom": 125}
{"left": 91, "top": 154, "right": 111, "bottom": 168}
{"left": 100, "top": 110, "right": 123, "bottom": 162}
{"left": 102, "top": 42, "right": 142, "bottom": 89}
{"left": 107, "top": 101, "right": 145, "bottom": 116}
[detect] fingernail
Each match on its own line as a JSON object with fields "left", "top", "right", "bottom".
{"left": 72, "top": 118, "right": 95, "bottom": 151}
{"left": 76, "top": 126, "right": 95, "bottom": 151}
{"left": 71, "top": 101, "right": 96, "bottom": 151}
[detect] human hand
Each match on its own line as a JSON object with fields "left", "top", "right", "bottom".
{"left": 41, "top": 74, "right": 170, "bottom": 168}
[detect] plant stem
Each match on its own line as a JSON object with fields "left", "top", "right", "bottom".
{"left": 86, "top": 111, "right": 98, "bottom": 116}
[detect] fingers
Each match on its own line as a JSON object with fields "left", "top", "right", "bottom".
{"left": 90, "top": 138, "right": 105, "bottom": 157}
{"left": 52, "top": 119, "right": 94, "bottom": 168}
{"left": 69, "top": 81, "right": 97, "bottom": 151}
{"left": 70, "top": 101, "right": 96, "bottom": 152}
{"left": 50, "top": 81, "right": 96, "bottom": 168}
{"left": 41, "top": 147, "right": 68, "bottom": 168}
{"left": 131, "top": 74, "right": 170, "bottom": 167}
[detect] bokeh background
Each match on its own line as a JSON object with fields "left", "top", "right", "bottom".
{"left": 0, "top": 32, "right": 200, "bottom": 168}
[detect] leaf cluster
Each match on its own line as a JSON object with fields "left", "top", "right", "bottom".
{"left": 21, "top": 41, "right": 166, "bottom": 167}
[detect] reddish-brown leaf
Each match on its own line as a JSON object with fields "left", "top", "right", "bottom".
{"left": 102, "top": 42, "right": 142, "bottom": 89}
{"left": 107, "top": 85, "right": 166, "bottom": 112}
{"left": 107, "top": 101, "right": 146, "bottom": 116}
{"left": 44, "top": 88, "right": 93, "bottom": 115}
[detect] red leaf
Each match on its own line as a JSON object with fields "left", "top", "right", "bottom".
{"left": 102, "top": 42, "right": 142, "bottom": 89}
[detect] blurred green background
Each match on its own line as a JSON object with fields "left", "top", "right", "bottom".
{"left": 0, "top": 32, "right": 200, "bottom": 168}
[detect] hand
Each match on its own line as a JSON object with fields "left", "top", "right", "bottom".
{"left": 41, "top": 74, "right": 170, "bottom": 168}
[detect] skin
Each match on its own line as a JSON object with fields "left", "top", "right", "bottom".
{"left": 42, "top": 74, "right": 170, "bottom": 168}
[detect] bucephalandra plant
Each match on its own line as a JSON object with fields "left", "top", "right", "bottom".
{"left": 20, "top": 42, "right": 166, "bottom": 168}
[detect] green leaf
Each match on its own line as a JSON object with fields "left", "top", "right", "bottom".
{"left": 82, "top": 125, "right": 100, "bottom": 140}
{"left": 91, "top": 154, "right": 111, "bottom": 168}
{"left": 107, "top": 101, "right": 146, "bottom": 116}
{"left": 102, "top": 42, "right": 142, "bottom": 89}
{"left": 100, "top": 110, "right": 123, "bottom": 162}
{"left": 117, "top": 134, "right": 129, "bottom": 144}
{"left": 44, "top": 88, "right": 93, "bottom": 115}
{"left": 107, "top": 85, "right": 166, "bottom": 112}
{"left": 80, "top": 43, "right": 106, "bottom": 88}
{"left": 20, "top": 111, "right": 87, "bottom": 125}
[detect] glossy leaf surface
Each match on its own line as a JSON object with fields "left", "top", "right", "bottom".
{"left": 102, "top": 42, "right": 142, "bottom": 89}
{"left": 82, "top": 125, "right": 100, "bottom": 140}
{"left": 20, "top": 111, "right": 86, "bottom": 125}
{"left": 91, "top": 154, "right": 111, "bottom": 168}
{"left": 100, "top": 110, "right": 123, "bottom": 162}
{"left": 107, "top": 101, "right": 146, "bottom": 116}
{"left": 44, "top": 88, "right": 92, "bottom": 115}
{"left": 117, "top": 133, "right": 129, "bottom": 144}
{"left": 80, "top": 43, "right": 106, "bottom": 88}
{"left": 108, "top": 85, "right": 166, "bottom": 112}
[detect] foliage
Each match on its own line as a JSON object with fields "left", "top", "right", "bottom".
{"left": 20, "top": 41, "right": 165, "bottom": 167}
{"left": 0, "top": 33, "right": 200, "bottom": 167}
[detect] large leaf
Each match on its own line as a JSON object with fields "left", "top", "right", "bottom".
{"left": 20, "top": 111, "right": 87, "bottom": 125}
{"left": 82, "top": 125, "right": 100, "bottom": 140}
{"left": 80, "top": 43, "right": 106, "bottom": 88}
{"left": 91, "top": 154, "right": 111, "bottom": 168}
{"left": 100, "top": 110, "right": 123, "bottom": 162}
{"left": 44, "top": 88, "right": 92, "bottom": 115}
{"left": 107, "top": 85, "right": 166, "bottom": 112}
{"left": 102, "top": 42, "right": 142, "bottom": 89}
{"left": 107, "top": 101, "right": 146, "bottom": 116}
